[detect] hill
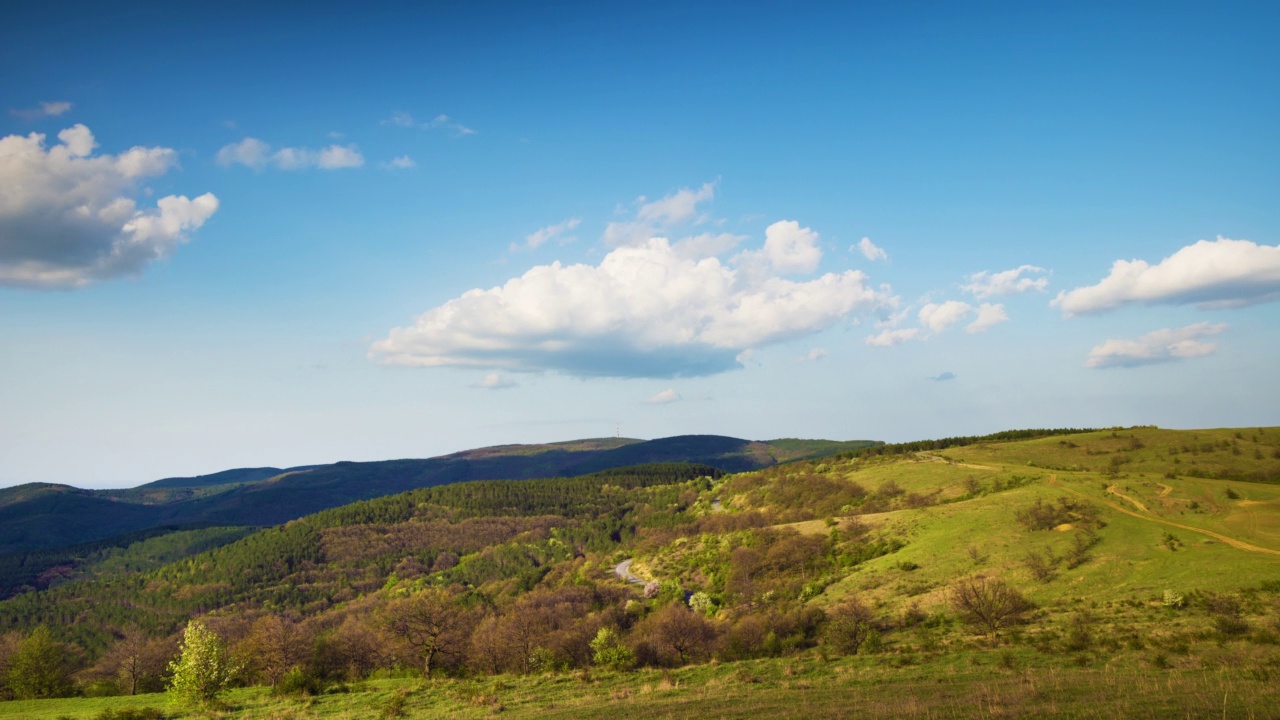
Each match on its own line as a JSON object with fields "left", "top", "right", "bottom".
{"left": 4, "top": 427, "right": 1275, "bottom": 716}
{"left": 0, "top": 435, "right": 879, "bottom": 593}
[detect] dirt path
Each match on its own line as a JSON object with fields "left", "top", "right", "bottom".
{"left": 1107, "top": 484, "right": 1152, "bottom": 514}
{"left": 1055, "top": 478, "right": 1280, "bottom": 557}
{"left": 1156, "top": 483, "right": 1172, "bottom": 498}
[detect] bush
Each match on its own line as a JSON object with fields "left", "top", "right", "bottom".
{"left": 590, "top": 628, "right": 635, "bottom": 671}
{"left": 949, "top": 576, "right": 1034, "bottom": 637}
{"left": 824, "top": 599, "right": 876, "bottom": 655}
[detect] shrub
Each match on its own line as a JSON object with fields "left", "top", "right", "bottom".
{"left": 949, "top": 576, "right": 1034, "bottom": 637}
{"left": 589, "top": 628, "right": 635, "bottom": 671}
{"left": 824, "top": 599, "right": 876, "bottom": 655}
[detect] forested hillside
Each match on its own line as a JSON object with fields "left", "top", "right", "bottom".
{"left": 2, "top": 428, "right": 1279, "bottom": 718}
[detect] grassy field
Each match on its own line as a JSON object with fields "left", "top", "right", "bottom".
{"left": 3, "top": 652, "right": 1278, "bottom": 720}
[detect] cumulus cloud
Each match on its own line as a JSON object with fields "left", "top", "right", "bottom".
{"left": 0, "top": 124, "right": 218, "bottom": 288}
{"left": 645, "top": 389, "right": 681, "bottom": 404}
{"left": 216, "top": 137, "right": 364, "bottom": 171}
{"left": 855, "top": 237, "right": 888, "bottom": 262}
{"left": 929, "top": 371, "right": 956, "bottom": 381}
{"left": 603, "top": 182, "right": 716, "bottom": 248}
{"left": 9, "top": 101, "right": 73, "bottom": 120}
{"left": 382, "top": 155, "right": 416, "bottom": 170}
{"left": 865, "top": 328, "right": 921, "bottom": 347}
{"left": 803, "top": 348, "right": 828, "bottom": 362}
{"left": 515, "top": 217, "right": 581, "bottom": 252}
{"left": 918, "top": 300, "right": 974, "bottom": 332}
{"left": 474, "top": 372, "right": 516, "bottom": 389}
{"left": 966, "top": 303, "right": 1008, "bottom": 333}
{"left": 1085, "top": 322, "right": 1227, "bottom": 369}
{"left": 963, "top": 265, "right": 1048, "bottom": 299}
{"left": 1054, "top": 237, "right": 1280, "bottom": 316}
{"left": 372, "top": 232, "right": 896, "bottom": 378}
{"left": 736, "top": 220, "right": 823, "bottom": 275}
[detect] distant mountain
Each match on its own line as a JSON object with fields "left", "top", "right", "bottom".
{"left": 0, "top": 435, "right": 880, "bottom": 558}
{"left": 139, "top": 466, "right": 317, "bottom": 490}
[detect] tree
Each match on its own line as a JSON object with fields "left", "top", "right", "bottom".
{"left": 631, "top": 603, "right": 717, "bottom": 666}
{"left": 168, "top": 620, "right": 238, "bottom": 708}
{"left": 589, "top": 628, "right": 634, "bottom": 671}
{"left": 5, "top": 626, "right": 76, "bottom": 699}
{"left": 949, "top": 576, "right": 1034, "bottom": 638}
{"left": 381, "top": 588, "right": 471, "bottom": 678}
{"left": 97, "top": 626, "right": 173, "bottom": 695}
{"left": 238, "top": 614, "right": 310, "bottom": 687}
{"left": 824, "top": 599, "right": 876, "bottom": 655}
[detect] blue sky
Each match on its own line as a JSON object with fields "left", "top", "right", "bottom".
{"left": 2, "top": 1, "right": 1278, "bottom": 488}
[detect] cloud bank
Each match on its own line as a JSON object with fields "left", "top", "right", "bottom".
{"left": 1085, "top": 322, "right": 1227, "bottom": 368}
{"left": 372, "top": 222, "right": 895, "bottom": 378}
{"left": 216, "top": 137, "right": 365, "bottom": 171}
{"left": 1054, "top": 237, "right": 1280, "bottom": 316}
{"left": 0, "top": 125, "right": 218, "bottom": 288}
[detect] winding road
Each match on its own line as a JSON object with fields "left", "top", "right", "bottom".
{"left": 613, "top": 558, "right": 645, "bottom": 585}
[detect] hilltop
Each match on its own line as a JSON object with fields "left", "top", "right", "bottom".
{"left": 1, "top": 426, "right": 1278, "bottom": 718}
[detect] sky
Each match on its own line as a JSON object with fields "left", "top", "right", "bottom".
{"left": 2, "top": 1, "right": 1278, "bottom": 489}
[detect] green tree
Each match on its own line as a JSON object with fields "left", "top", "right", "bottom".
{"left": 168, "top": 620, "right": 238, "bottom": 708}
{"left": 589, "top": 628, "right": 634, "bottom": 671}
{"left": 5, "top": 626, "right": 76, "bottom": 699}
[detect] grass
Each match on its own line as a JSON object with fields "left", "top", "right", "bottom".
{"left": 4, "top": 654, "right": 1279, "bottom": 719}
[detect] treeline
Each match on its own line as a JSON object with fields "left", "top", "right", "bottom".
{"left": 839, "top": 428, "right": 1099, "bottom": 459}
{"left": 0, "top": 464, "right": 718, "bottom": 654}
{"left": 0, "top": 526, "right": 254, "bottom": 600}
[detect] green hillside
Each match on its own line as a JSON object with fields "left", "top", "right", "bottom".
{"left": 1, "top": 427, "right": 1278, "bottom": 718}
{"left": 0, "top": 435, "right": 871, "bottom": 561}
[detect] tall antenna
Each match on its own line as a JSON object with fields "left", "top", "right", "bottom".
{"left": 616, "top": 422, "right": 620, "bottom": 438}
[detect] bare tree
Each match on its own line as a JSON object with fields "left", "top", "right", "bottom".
{"left": 949, "top": 576, "right": 1034, "bottom": 637}
{"left": 381, "top": 589, "right": 472, "bottom": 677}
{"left": 238, "top": 614, "right": 310, "bottom": 687}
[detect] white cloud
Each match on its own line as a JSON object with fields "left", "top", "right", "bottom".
{"left": 856, "top": 237, "right": 888, "bottom": 262}
{"left": 963, "top": 265, "right": 1048, "bottom": 299}
{"left": 516, "top": 217, "right": 581, "bottom": 251}
{"left": 474, "top": 372, "right": 516, "bottom": 389}
{"left": 803, "top": 348, "right": 829, "bottom": 362}
{"left": 645, "top": 389, "right": 681, "bottom": 404}
{"left": 965, "top": 303, "right": 1008, "bottom": 333}
{"left": 603, "top": 182, "right": 716, "bottom": 248}
{"left": 426, "top": 114, "right": 476, "bottom": 136}
{"left": 1086, "top": 322, "right": 1227, "bottom": 369}
{"left": 383, "top": 155, "right": 416, "bottom": 170}
{"left": 372, "top": 233, "right": 896, "bottom": 378}
{"left": 9, "top": 101, "right": 73, "bottom": 120}
{"left": 1054, "top": 237, "right": 1280, "bottom": 316}
{"left": 216, "top": 137, "right": 364, "bottom": 171}
{"left": 918, "top": 300, "right": 974, "bottom": 332}
{"left": 739, "top": 220, "right": 823, "bottom": 275}
{"left": 0, "top": 125, "right": 217, "bottom": 288}
{"left": 865, "top": 328, "right": 921, "bottom": 347}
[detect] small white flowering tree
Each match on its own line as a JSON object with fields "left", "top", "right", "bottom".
{"left": 168, "top": 620, "right": 238, "bottom": 708}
